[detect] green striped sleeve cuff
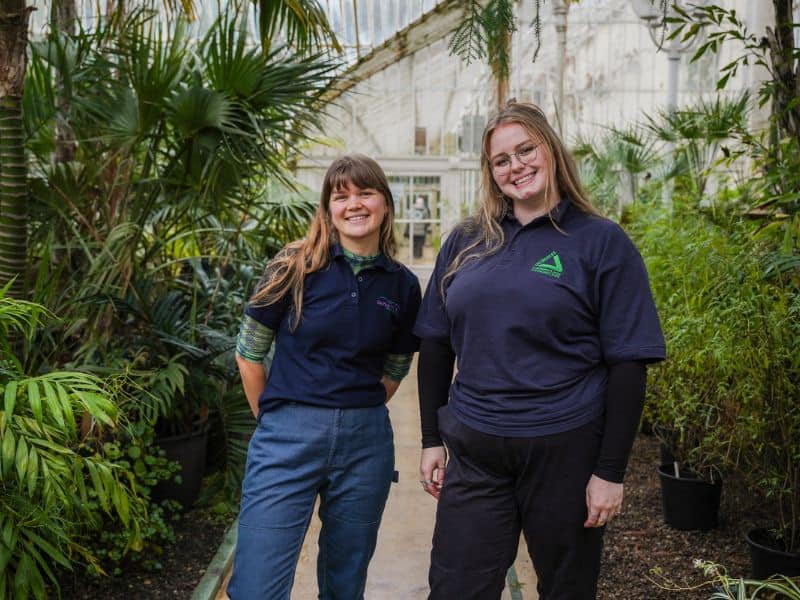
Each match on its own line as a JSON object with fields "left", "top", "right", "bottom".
{"left": 383, "top": 353, "right": 413, "bottom": 381}
{"left": 236, "top": 314, "right": 275, "bottom": 363}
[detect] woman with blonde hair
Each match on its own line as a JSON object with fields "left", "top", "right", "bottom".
{"left": 414, "top": 101, "right": 665, "bottom": 599}
{"left": 227, "top": 154, "right": 421, "bottom": 599}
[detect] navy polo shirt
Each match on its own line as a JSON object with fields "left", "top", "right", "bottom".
{"left": 413, "top": 199, "right": 665, "bottom": 437}
{"left": 246, "top": 245, "right": 421, "bottom": 412}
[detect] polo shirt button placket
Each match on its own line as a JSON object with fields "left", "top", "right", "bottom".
{"left": 508, "top": 229, "right": 521, "bottom": 255}
{"left": 509, "top": 231, "right": 519, "bottom": 256}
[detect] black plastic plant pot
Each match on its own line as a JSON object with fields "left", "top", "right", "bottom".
{"left": 657, "top": 464, "right": 722, "bottom": 531}
{"left": 153, "top": 422, "right": 209, "bottom": 509}
{"left": 746, "top": 528, "right": 800, "bottom": 579}
{"left": 659, "top": 444, "right": 675, "bottom": 466}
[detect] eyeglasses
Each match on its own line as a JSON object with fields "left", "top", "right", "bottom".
{"left": 489, "top": 143, "right": 539, "bottom": 174}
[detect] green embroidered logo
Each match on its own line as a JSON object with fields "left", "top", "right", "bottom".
{"left": 531, "top": 251, "right": 563, "bottom": 278}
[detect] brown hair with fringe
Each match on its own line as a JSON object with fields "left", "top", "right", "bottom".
{"left": 251, "top": 154, "right": 397, "bottom": 329}
{"left": 441, "top": 100, "right": 600, "bottom": 295}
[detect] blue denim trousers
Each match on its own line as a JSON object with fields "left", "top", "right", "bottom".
{"left": 227, "top": 402, "right": 395, "bottom": 600}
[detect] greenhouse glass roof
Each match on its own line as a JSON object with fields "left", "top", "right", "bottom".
{"left": 28, "top": 0, "right": 448, "bottom": 63}
{"left": 323, "top": 0, "right": 446, "bottom": 61}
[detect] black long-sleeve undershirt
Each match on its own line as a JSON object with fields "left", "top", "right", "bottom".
{"left": 593, "top": 360, "right": 646, "bottom": 483}
{"left": 418, "top": 338, "right": 456, "bottom": 448}
{"left": 416, "top": 337, "right": 647, "bottom": 483}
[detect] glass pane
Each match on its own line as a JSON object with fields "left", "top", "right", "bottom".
{"left": 388, "top": 175, "right": 440, "bottom": 266}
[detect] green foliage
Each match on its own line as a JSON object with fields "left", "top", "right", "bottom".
{"left": 573, "top": 93, "right": 750, "bottom": 219}
{"left": 697, "top": 560, "right": 800, "bottom": 600}
{"left": 650, "top": 559, "right": 800, "bottom": 599}
{"left": 640, "top": 5, "right": 800, "bottom": 548}
{"left": 250, "top": 0, "right": 341, "bottom": 55}
{"left": 668, "top": 2, "right": 800, "bottom": 262}
{"left": 644, "top": 94, "right": 750, "bottom": 198}
{"left": 483, "top": 0, "right": 517, "bottom": 81}
{"left": 449, "top": 0, "right": 519, "bottom": 78}
{"left": 18, "top": 6, "right": 327, "bottom": 503}
{"left": 22, "top": 8, "right": 330, "bottom": 304}
{"left": 83, "top": 435, "right": 181, "bottom": 574}
{"left": 0, "top": 291, "right": 153, "bottom": 599}
{"left": 573, "top": 124, "right": 661, "bottom": 218}
{"left": 90, "top": 502, "right": 178, "bottom": 575}
{"left": 669, "top": 5, "right": 789, "bottom": 110}
{"left": 0, "top": 0, "right": 340, "bottom": 592}
{"left": 630, "top": 206, "right": 755, "bottom": 478}
{"left": 629, "top": 202, "right": 800, "bottom": 550}
{"left": 449, "top": 1, "right": 490, "bottom": 67}
{"left": 729, "top": 133, "right": 800, "bottom": 277}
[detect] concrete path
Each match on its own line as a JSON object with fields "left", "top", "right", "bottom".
{"left": 216, "top": 356, "right": 538, "bottom": 599}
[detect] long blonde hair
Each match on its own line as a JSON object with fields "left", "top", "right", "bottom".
{"left": 442, "top": 100, "right": 599, "bottom": 294}
{"left": 251, "top": 154, "right": 397, "bottom": 328}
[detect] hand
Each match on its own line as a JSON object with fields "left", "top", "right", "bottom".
{"left": 380, "top": 376, "right": 400, "bottom": 403}
{"left": 419, "top": 446, "right": 447, "bottom": 500}
{"left": 584, "top": 474, "right": 623, "bottom": 528}
{"left": 235, "top": 354, "right": 267, "bottom": 419}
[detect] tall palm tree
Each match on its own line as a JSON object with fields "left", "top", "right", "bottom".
{"left": 50, "top": 0, "right": 77, "bottom": 164}
{"left": 0, "top": 0, "right": 33, "bottom": 298}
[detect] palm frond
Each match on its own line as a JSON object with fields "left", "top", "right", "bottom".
{"left": 253, "top": 0, "right": 341, "bottom": 55}
{"left": 0, "top": 297, "right": 150, "bottom": 598}
{"left": 0, "top": 283, "right": 50, "bottom": 343}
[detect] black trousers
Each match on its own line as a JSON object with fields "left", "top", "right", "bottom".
{"left": 429, "top": 406, "right": 605, "bottom": 600}
{"left": 413, "top": 235, "right": 425, "bottom": 258}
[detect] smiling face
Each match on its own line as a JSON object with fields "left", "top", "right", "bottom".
{"left": 328, "top": 179, "right": 389, "bottom": 254}
{"left": 488, "top": 122, "right": 553, "bottom": 216}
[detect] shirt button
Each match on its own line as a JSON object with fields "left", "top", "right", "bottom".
{"left": 357, "top": 276, "right": 363, "bottom": 282}
{"left": 350, "top": 292, "right": 357, "bottom": 298}
{"left": 510, "top": 246, "right": 516, "bottom": 252}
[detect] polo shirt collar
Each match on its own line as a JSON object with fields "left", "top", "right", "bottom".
{"left": 502, "top": 196, "right": 572, "bottom": 227}
{"left": 330, "top": 244, "right": 401, "bottom": 272}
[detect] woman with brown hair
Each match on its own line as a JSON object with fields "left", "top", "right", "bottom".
{"left": 414, "top": 101, "right": 665, "bottom": 599}
{"left": 227, "top": 154, "right": 421, "bottom": 599}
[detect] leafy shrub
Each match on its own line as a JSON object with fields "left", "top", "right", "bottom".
{"left": 0, "top": 286, "right": 152, "bottom": 598}
{"left": 81, "top": 434, "right": 181, "bottom": 574}
{"left": 629, "top": 203, "right": 800, "bottom": 549}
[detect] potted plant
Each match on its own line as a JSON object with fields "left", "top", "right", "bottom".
{"left": 648, "top": 346, "right": 725, "bottom": 532}
{"left": 631, "top": 206, "right": 762, "bottom": 531}
{"left": 634, "top": 201, "right": 799, "bottom": 562}
{"left": 108, "top": 275, "right": 236, "bottom": 509}
{"left": 663, "top": 0, "right": 800, "bottom": 575}
{"left": 737, "top": 282, "right": 800, "bottom": 578}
